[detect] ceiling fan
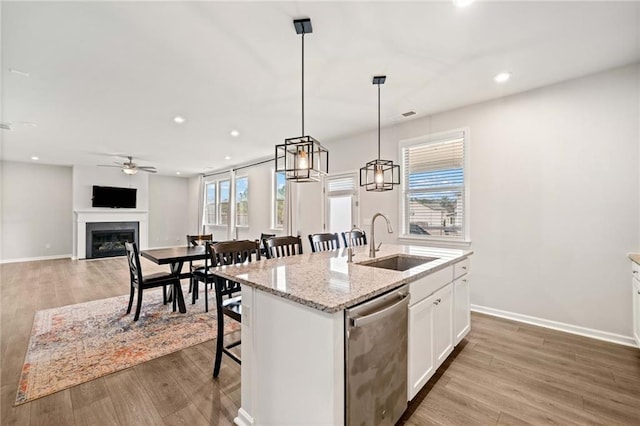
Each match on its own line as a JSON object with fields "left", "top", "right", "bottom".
{"left": 98, "top": 156, "right": 157, "bottom": 175}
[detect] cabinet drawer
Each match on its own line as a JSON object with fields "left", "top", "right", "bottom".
{"left": 454, "top": 257, "right": 470, "bottom": 279}
{"left": 410, "top": 266, "right": 453, "bottom": 306}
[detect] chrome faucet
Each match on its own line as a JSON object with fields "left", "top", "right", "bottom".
{"left": 346, "top": 226, "right": 365, "bottom": 263}
{"left": 369, "top": 213, "right": 393, "bottom": 258}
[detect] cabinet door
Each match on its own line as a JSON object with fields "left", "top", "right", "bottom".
{"left": 407, "top": 295, "right": 435, "bottom": 401}
{"left": 633, "top": 278, "right": 640, "bottom": 347}
{"left": 454, "top": 275, "right": 471, "bottom": 346}
{"left": 433, "top": 284, "right": 454, "bottom": 368}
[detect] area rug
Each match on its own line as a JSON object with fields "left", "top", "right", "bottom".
{"left": 15, "top": 288, "right": 236, "bottom": 405}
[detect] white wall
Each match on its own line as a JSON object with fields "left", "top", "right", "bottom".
{"left": 318, "top": 64, "right": 640, "bottom": 338}
{"left": 148, "top": 174, "right": 195, "bottom": 248}
{"left": 1, "top": 161, "right": 73, "bottom": 260}
{"left": 72, "top": 165, "right": 149, "bottom": 210}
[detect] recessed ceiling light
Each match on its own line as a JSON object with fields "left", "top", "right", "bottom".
{"left": 224, "top": 156, "right": 231, "bottom": 160}
{"left": 230, "top": 130, "right": 240, "bottom": 137}
{"left": 494, "top": 72, "right": 511, "bottom": 83}
{"left": 453, "top": 0, "right": 474, "bottom": 8}
{"left": 31, "top": 156, "right": 39, "bottom": 161}
{"left": 176, "top": 172, "right": 181, "bottom": 175}
{"left": 173, "top": 116, "right": 186, "bottom": 124}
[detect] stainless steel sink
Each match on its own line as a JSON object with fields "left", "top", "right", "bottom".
{"left": 359, "top": 255, "right": 438, "bottom": 271}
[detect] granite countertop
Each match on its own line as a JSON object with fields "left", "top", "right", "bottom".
{"left": 628, "top": 253, "right": 640, "bottom": 265}
{"left": 212, "top": 244, "right": 473, "bottom": 313}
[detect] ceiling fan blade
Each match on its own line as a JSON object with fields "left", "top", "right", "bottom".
{"left": 138, "top": 168, "right": 157, "bottom": 173}
{"left": 97, "top": 165, "right": 122, "bottom": 168}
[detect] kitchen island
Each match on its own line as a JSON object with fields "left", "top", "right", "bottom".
{"left": 213, "top": 244, "right": 472, "bottom": 426}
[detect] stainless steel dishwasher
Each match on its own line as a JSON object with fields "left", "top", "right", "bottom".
{"left": 345, "top": 285, "right": 410, "bottom": 425}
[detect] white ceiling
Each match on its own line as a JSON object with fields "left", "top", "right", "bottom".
{"left": 2, "top": 1, "right": 639, "bottom": 176}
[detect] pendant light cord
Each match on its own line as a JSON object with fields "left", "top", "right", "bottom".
{"left": 377, "top": 82, "right": 381, "bottom": 160}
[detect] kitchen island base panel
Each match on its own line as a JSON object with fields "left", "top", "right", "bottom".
{"left": 239, "top": 286, "right": 345, "bottom": 425}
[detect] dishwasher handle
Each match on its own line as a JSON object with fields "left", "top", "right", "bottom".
{"left": 351, "top": 292, "right": 410, "bottom": 328}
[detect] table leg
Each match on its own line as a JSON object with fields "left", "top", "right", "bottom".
{"left": 167, "top": 261, "right": 187, "bottom": 314}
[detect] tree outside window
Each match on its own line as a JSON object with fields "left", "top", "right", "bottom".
{"left": 219, "top": 180, "right": 230, "bottom": 225}
{"left": 236, "top": 177, "right": 249, "bottom": 227}
{"left": 274, "top": 172, "right": 286, "bottom": 229}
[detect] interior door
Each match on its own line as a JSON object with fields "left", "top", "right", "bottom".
{"left": 324, "top": 173, "right": 359, "bottom": 234}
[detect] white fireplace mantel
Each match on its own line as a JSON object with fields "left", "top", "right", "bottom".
{"left": 74, "top": 209, "right": 149, "bottom": 259}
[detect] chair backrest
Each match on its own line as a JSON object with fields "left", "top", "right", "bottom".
{"left": 341, "top": 230, "right": 367, "bottom": 248}
{"left": 265, "top": 236, "right": 304, "bottom": 259}
{"left": 208, "top": 240, "right": 261, "bottom": 267}
{"left": 259, "top": 233, "right": 276, "bottom": 254}
{"left": 187, "top": 234, "right": 213, "bottom": 247}
{"left": 124, "top": 242, "right": 143, "bottom": 289}
{"left": 208, "top": 240, "right": 261, "bottom": 299}
{"left": 308, "top": 233, "right": 340, "bottom": 253}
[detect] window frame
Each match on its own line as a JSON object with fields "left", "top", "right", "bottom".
{"left": 398, "top": 128, "right": 471, "bottom": 245}
{"left": 272, "top": 171, "right": 286, "bottom": 230}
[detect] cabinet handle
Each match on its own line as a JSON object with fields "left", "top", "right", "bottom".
{"left": 634, "top": 270, "right": 638, "bottom": 275}
{"left": 434, "top": 298, "right": 442, "bottom": 305}
{"left": 462, "top": 279, "right": 468, "bottom": 283}
{"left": 462, "top": 266, "right": 468, "bottom": 270}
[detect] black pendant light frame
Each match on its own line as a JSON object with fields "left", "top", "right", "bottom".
{"left": 360, "top": 75, "right": 400, "bottom": 191}
{"left": 275, "top": 18, "right": 329, "bottom": 183}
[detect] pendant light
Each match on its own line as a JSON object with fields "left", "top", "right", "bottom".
{"left": 360, "top": 76, "right": 400, "bottom": 191}
{"left": 275, "top": 18, "right": 329, "bottom": 182}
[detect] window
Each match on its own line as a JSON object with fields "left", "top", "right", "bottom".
{"left": 218, "top": 180, "right": 230, "bottom": 225}
{"left": 204, "top": 182, "right": 216, "bottom": 225}
{"left": 273, "top": 172, "right": 286, "bottom": 229}
{"left": 401, "top": 129, "right": 467, "bottom": 241}
{"left": 236, "top": 176, "right": 249, "bottom": 227}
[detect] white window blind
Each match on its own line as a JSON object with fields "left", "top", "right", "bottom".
{"left": 402, "top": 130, "right": 466, "bottom": 240}
{"left": 327, "top": 175, "right": 356, "bottom": 195}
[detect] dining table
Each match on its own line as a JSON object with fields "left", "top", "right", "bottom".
{"left": 140, "top": 245, "right": 209, "bottom": 314}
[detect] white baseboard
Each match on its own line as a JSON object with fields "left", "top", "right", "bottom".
{"left": 234, "top": 408, "right": 254, "bottom": 426}
{"left": 0, "top": 254, "right": 72, "bottom": 265}
{"left": 471, "top": 304, "right": 638, "bottom": 348}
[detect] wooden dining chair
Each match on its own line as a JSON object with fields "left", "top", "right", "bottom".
{"left": 265, "top": 235, "right": 304, "bottom": 259}
{"left": 209, "top": 239, "right": 261, "bottom": 377}
{"left": 124, "top": 242, "right": 180, "bottom": 321}
{"left": 258, "top": 232, "right": 276, "bottom": 256}
{"left": 186, "top": 234, "right": 213, "bottom": 296}
{"left": 308, "top": 233, "right": 340, "bottom": 253}
{"left": 341, "top": 229, "right": 367, "bottom": 248}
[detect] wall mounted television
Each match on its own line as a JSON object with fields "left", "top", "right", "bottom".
{"left": 92, "top": 186, "right": 137, "bottom": 208}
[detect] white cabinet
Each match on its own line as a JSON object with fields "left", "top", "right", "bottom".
{"left": 407, "top": 295, "right": 435, "bottom": 400}
{"left": 407, "top": 257, "right": 471, "bottom": 401}
{"left": 407, "top": 283, "right": 454, "bottom": 400}
{"left": 433, "top": 284, "right": 454, "bottom": 367}
{"left": 632, "top": 263, "right": 640, "bottom": 347}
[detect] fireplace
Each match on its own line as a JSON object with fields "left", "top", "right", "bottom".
{"left": 86, "top": 222, "right": 139, "bottom": 259}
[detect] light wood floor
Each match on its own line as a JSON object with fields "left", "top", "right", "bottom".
{"left": 1, "top": 257, "right": 640, "bottom": 425}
